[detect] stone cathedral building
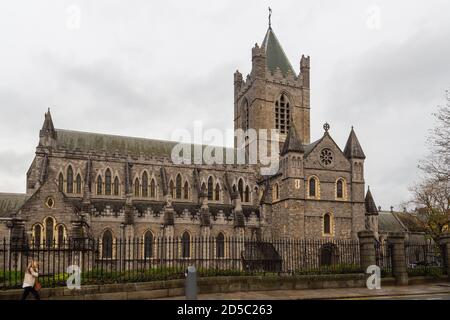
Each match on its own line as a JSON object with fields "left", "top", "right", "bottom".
{"left": 0, "top": 22, "right": 376, "bottom": 247}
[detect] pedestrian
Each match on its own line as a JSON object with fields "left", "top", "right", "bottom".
{"left": 21, "top": 260, "right": 41, "bottom": 300}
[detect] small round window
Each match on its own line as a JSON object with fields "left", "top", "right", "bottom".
{"left": 45, "top": 197, "right": 55, "bottom": 208}
{"left": 319, "top": 148, "right": 334, "bottom": 167}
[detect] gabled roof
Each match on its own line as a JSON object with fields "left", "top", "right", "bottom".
{"left": 55, "top": 129, "right": 239, "bottom": 163}
{"left": 281, "top": 124, "right": 304, "bottom": 155}
{"left": 343, "top": 127, "right": 366, "bottom": 159}
{"left": 378, "top": 211, "right": 407, "bottom": 233}
{"left": 0, "top": 193, "right": 28, "bottom": 217}
{"left": 261, "top": 27, "right": 295, "bottom": 76}
{"left": 365, "top": 188, "right": 378, "bottom": 216}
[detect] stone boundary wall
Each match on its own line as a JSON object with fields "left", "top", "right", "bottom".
{"left": 0, "top": 274, "right": 366, "bottom": 300}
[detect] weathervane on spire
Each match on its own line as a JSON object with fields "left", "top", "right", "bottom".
{"left": 268, "top": 7, "right": 272, "bottom": 29}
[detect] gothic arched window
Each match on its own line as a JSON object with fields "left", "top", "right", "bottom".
{"left": 169, "top": 180, "right": 175, "bottom": 198}
{"left": 45, "top": 217, "right": 54, "bottom": 248}
{"left": 181, "top": 231, "right": 191, "bottom": 258}
{"left": 150, "top": 179, "right": 156, "bottom": 198}
{"left": 238, "top": 179, "right": 244, "bottom": 202}
{"left": 97, "top": 176, "right": 103, "bottom": 195}
{"left": 272, "top": 183, "right": 279, "bottom": 201}
{"left": 105, "top": 169, "right": 112, "bottom": 196}
{"left": 242, "top": 99, "right": 249, "bottom": 131}
{"left": 113, "top": 177, "right": 120, "bottom": 196}
{"left": 142, "top": 172, "right": 149, "bottom": 197}
{"left": 324, "top": 213, "right": 332, "bottom": 235}
{"left": 134, "top": 178, "right": 140, "bottom": 197}
{"left": 144, "top": 230, "right": 154, "bottom": 259}
{"left": 309, "top": 177, "right": 318, "bottom": 198}
{"left": 184, "top": 181, "right": 189, "bottom": 200}
{"left": 57, "top": 225, "right": 65, "bottom": 245}
{"left": 214, "top": 183, "right": 220, "bottom": 201}
{"left": 216, "top": 233, "right": 225, "bottom": 258}
{"left": 275, "top": 93, "right": 290, "bottom": 134}
{"left": 244, "top": 185, "right": 250, "bottom": 203}
{"left": 102, "top": 230, "right": 113, "bottom": 259}
{"left": 33, "top": 224, "right": 42, "bottom": 247}
{"left": 176, "top": 174, "right": 182, "bottom": 199}
{"left": 66, "top": 166, "right": 74, "bottom": 194}
{"left": 58, "top": 173, "right": 64, "bottom": 192}
{"left": 207, "top": 176, "right": 214, "bottom": 200}
{"left": 76, "top": 174, "right": 82, "bottom": 194}
{"left": 336, "top": 179, "right": 344, "bottom": 199}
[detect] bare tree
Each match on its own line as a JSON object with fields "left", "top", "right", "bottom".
{"left": 409, "top": 91, "right": 450, "bottom": 241}
{"left": 419, "top": 90, "right": 450, "bottom": 180}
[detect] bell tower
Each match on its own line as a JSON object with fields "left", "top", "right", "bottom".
{"left": 233, "top": 11, "right": 311, "bottom": 158}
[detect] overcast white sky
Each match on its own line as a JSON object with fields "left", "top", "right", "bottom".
{"left": 0, "top": 0, "right": 449, "bottom": 210}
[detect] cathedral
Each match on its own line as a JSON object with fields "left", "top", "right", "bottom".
{"left": 0, "top": 21, "right": 376, "bottom": 245}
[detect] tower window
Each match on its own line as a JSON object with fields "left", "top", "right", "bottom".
{"left": 275, "top": 94, "right": 291, "bottom": 134}
{"left": 324, "top": 213, "right": 332, "bottom": 235}
{"left": 243, "top": 100, "right": 249, "bottom": 132}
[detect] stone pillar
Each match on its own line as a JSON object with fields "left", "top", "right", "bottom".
{"left": 439, "top": 232, "right": 450, "bottom": 279}
{"left": 387, "top": 232, "right": 408, "bottom": 285}
{"left": 358, "top": 230, "right": 376, "bottom": 272}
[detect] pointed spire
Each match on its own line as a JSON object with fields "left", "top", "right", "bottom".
{"left": 261, "top": 25, "right": 295, "bottom": 76}
{"left": 365, "top": 187, "right": 378, "bottom": 216}
{"left": 281, "top": 123, "right": 304, "bottom": 155}
{"left": 343, "top": 127, "right": 366, "bottom": 159}
{"left": 40, "top": 109, "right": 56, "bottom": 138}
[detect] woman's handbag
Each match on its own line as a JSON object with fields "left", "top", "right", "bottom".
{"left": 34, "top": 278, "right": 42, "bottom": 291}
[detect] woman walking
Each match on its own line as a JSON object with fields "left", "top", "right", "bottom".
{"left": 21, "top": 260, "right": 40, "bottom": 300}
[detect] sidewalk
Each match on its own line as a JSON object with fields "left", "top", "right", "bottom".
{"left": 158, "top": 283, "right": 450, "bottom": 300}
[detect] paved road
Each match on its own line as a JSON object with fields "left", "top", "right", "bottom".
{"left": 159, "top": 283, "right": 450, "bottom": 300}
{"left": 344, "top": 293, "right": 450, "bottom": 300}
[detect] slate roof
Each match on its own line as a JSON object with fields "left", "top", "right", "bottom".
{"left": 55, "top": 129, "right": 237, "bottom": 162}
{"left": 378, "top": 211, "right": 407, "bottom": 233}
{"left": 281, "top": 124, "right": 304, "bottom": 155}
{"left": 343, "top": 127, "right": 366, "bottom": 159}
{"left": 0, "top": 193, "right": 28, "bottom": 217}
{"left": 365, "top": 188, "right": 378, "bottom": 215}
{"left": 378, "top": 211, "right": 426, "bottom": 233}
{"left": 261, "top": 27, "right": 295, "bottom": 76}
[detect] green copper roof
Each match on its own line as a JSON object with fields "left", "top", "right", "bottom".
{"left": 261, "top": 27, "right": 295, "bottom": 76}
{"left": 0, "top": 193, "right": 28, "bottom": 217}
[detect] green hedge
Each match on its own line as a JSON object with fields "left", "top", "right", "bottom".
{"left": 294, "top": 263, "right": 362, "bottom": 275}
{"left": 407, "top": 266, "right": 443, "bottom": 278}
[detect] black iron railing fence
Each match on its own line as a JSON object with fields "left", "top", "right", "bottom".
{"left": 374, "top": 241, "right": 392, "bottom": 276}
{"left": 405, "top": 241, "right": 447, "bottom": 277}
{"left": 0, "top": 237, "right": 362, "bottom": 290}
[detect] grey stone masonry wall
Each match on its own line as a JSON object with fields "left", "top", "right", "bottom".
{"left": 357, "top": 230, "right": 376, "bottom": 272}
{"left": 388, "top": 232, "right": 408, "bottom": 285}
{"left": 439, "top": 232, "right": 450, "bottom": 279}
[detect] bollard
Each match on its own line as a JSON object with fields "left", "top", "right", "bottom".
{"left": 185, "top": 265, "right": 198, "bottom": 300}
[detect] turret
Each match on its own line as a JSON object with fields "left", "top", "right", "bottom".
{"left": 280, "top": 123, "right": 304, "bottom": 179}
{"left": 251, "top": 43, "right": 266, "bottom": 79}
{"left": 39, "top": 108, "right": 57, "bottom": 149}
{"left": 344, "top": 127, "right": 366, "bottom": 238}
{"left": 344, "top": 126, "right": 366, "bottom": 182}
{"left": 365, "top": 187, "right": 379, "bottom": 237}
{"left": 300, "top": 55, "right": 310, "bottom": 88}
